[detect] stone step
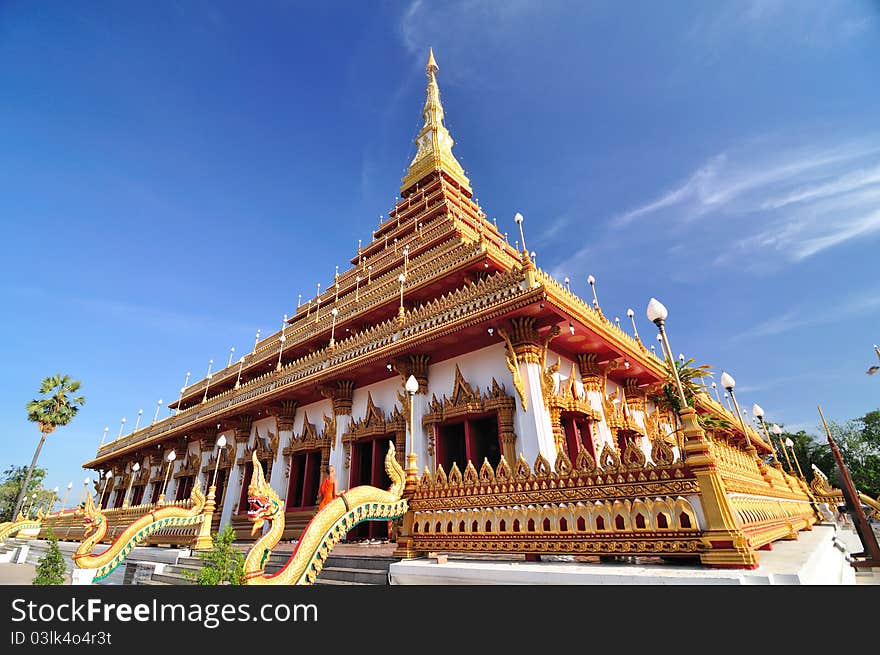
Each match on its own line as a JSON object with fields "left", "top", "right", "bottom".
{"left": 314, "top": 577, "right": 373, "bottom": 586}
{"left": 150, "top": 572, "right": 196, "bottom": 585}
{"left": 317, "top": 566, "right": 388, "bottom": 584}
{"left": 324, "top": 555, "right": 396, "bottom": 571}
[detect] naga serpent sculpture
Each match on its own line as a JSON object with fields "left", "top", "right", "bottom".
{"left": 72, "top": 481, "right": 209, "bottom": 582}
{"left": 0, "top": 510, "right": 44, "bottom": 542}
{"left": 245, "top": 443, "right": 408, "bottom": 585}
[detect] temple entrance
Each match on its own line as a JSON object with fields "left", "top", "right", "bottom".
{"left": 286, "top": 449, "right": 322, "bottom": 510}
{"left": 347, "top": 434, "right": 394, "bottom": 541}
{"left": 437, "top": 414, "right": 501, "bottom": 473}
{"left": 562, "top": 413, "right": 596, "bottom": 462}
{"left": 150, "top": 482, "right": 162, "bottom": 504}
{"left": 131, "top": 485, "right": 145, "bottom": 506}
{"left": 111, "top": 489, "right": 124, "bottom": 509}
{"left": 175, "top": 475, "right": 195, "bottom": 501}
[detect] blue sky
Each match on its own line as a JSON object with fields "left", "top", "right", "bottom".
{"left": 1, "top": 1, "right": 878, "bottom": 497}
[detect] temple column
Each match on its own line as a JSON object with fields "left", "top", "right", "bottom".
{"left": 270, "top": 401, "right": 297, "bottom": 506}
{"left": 322, "top": 381, "right": 354, "bottom": 482}
{"left": 578, "top": 353, "right": 612, "bottom": 454}
{"left": 499, "top": 317, "right": 557, "bottom": 467}
{"left": 219, "top": 415, "right": 253, "bottom": 529}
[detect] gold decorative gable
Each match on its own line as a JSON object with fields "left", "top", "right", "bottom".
{"left": 342, "top": 392, "right": 406, "bottom": 469}
{"left": 283, "top": 411, "right": 331, "bottom": 455}
{"left": 201, "top": 444, "right": 233, "bottom": 475}
{"left": 174, "top": 452, "right": 201, "bottom": 479}
{"left": 238, "top": 430, "right": 277, "bottom": 465}
{"left": 422, "top": 369, "right": 517, "bottom": 466}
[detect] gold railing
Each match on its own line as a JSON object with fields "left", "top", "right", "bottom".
{"left": 408, "top": 442, "right": 707, "bottom": 558}
{"left": 38, "top": 499, "right": 201, "bottom": 546}
{"left": 708, "top": 438, "right": 817, "bottom": 547}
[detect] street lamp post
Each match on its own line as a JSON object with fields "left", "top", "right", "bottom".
{"left": 397, "top": 274, "right": 406, "bottom": 324}
{"left": 78, "top": 478, "right": 90, "bottom": 507}
{"left": 153, "top": 399, "right": 163, "bottom": 424}
{"left": 234, "top": 356, "right": 245, "bottom": 389}
{"left": 751, "top": 404, "right": 781, "bottom": 468}
{"left": 123, "top": 462, "right": 141, "bottom": 508}
{"left": 49, "top": 487, "right": 59, "bottom": 514}
{"left": 99, "top": 426, "right": 109, "bottom": 447}
{"left": 202, "top": 360, "right": 214, "bottom": 403}
{"left": 133, "top": 409, "right": 143, "bottom": 433}
{"left": 646, "top": 298, "right": 688, "bottom": 406}
{"left": 626, "top": 308, "right": 641, "bottom": 343}
{"left": 98, "top": 470, "right": 113, "bottom": 509}
{"left": 211, "top": 435, "right": 228, "bottom": 491}
{"left": 720, "top": 371, "right": 758, "bottom": 455}
{"left": 176, "top": 371, "right": 191, "bottom": 415}
{"left": 771, "top": 424, "right": 795, "bottom": 474}
{"left": 276, "top": 315, "right": 288, "bottom": 371}
{"left": 405, "top": 374, "right": 419, "bottom": 482}
{"left": 61, "top": 481, "right": 73, "bottom": 512}
{"left": 117, "top": 417, "right": 126, "bottom": 440}
{"left": 329, "top": 308, "right": 339, "bottom": 349}
{"left": 646, "top": 298, "right": 689, "bottom": 461}
{"left": 158, "top": 450, "right": 176, "bottom": 504}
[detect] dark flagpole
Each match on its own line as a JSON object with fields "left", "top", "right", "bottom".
{"left": 818, "top": 405, "right": 880, "bottom": 568}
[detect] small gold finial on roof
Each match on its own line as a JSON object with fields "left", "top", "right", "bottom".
{"left": 400, "top": 48, "right": 471, "bottom": 196}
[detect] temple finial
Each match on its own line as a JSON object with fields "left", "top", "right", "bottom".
{"left": 400, "top": 48, "right": 471, "bottom": 196}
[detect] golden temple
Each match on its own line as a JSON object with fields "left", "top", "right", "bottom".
{"left": 47, "top": 49, "right": 834, "bottom": 573}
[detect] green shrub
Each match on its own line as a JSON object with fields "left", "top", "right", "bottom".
{"left": 33, "top": 529, "right": 66, "bottom": 585}
{"left": 185, "top": 524, "right": 245, "bottom": 585}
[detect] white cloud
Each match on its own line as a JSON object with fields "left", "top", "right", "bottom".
{"left": 615, "top": 138, "right": 880, "bottom": 267}
{"left": 735, "top": 292, "right": 880, "bottom": 340}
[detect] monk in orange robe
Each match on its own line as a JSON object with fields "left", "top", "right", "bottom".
{"left": 317, "top": 465, "right": 338, "bottom": 510}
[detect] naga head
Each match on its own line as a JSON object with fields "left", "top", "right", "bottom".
{"left": 247, "top": 452, "right": 281, "bottom": 536}
{"left": 75, "top": 493, "right": 104, "bottom": 538}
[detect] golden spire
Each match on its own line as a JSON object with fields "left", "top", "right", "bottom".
{"left": 400, "top": 48, "right": 471, "bottom": 196}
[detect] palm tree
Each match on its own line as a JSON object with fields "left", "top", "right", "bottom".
{"left": 13, "top": 375, "right": 85, "bottom": 518}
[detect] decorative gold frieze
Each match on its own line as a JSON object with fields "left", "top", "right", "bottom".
{"left": 393, "top": 354, "right": 431, "bottom": 394}
{"left": 234, "top": 415, "right": 253, "bottom": 443}
{"left": 320, "top": 380, "right": 354, "bottom": 416}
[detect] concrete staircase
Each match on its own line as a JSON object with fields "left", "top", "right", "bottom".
{"left": 138, "top": 548, "right": 396, "bottom": 585}
{"left": 263, "top": 551, "right": 394, "bottom": 585}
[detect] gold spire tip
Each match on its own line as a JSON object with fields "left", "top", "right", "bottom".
{"left": 427, "top": 47, "right": 438, "bottom": 73}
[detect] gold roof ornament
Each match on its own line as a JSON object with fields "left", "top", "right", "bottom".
{"left": 400, "top": 48, "right": 471, "bottom": 196}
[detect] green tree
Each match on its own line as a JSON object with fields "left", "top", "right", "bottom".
{"left": 185, "top": 524, "right": 245, "bottom": 585}
{"left": 33, "top": 529, "right": 67, "bottom": 585}
{"left": 775, "top": 410, "right": 880, "bottom": 499}
{"left": 0, "top": 466, "right": 47, "bottom": 522}
{"left": 14, "top": 375, "right": 85, "bottom": 518}
{"left": 650, "top": 357, "right": 730, "bottom": 431}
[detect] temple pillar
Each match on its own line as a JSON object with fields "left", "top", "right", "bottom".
{"left": 219, "top": 415, "right": 252, "bottom": 529}
{"left": 578, "top": 353, "right": 613, "bottom": 453}
{"left": 499, "top": 317, "right": 557, "bottom": 467}
{"left": 322, "top": 381, "right": 354, "bottom": 481}
{"left": 270, "top": 401, "right": 297, "bottom": 505}
{"left": 679, "top": 407, "right": 757, "bottom": 568}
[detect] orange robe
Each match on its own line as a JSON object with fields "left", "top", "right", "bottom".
{"left": 318, "top": 476, "right": 337, "bottom": 510}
